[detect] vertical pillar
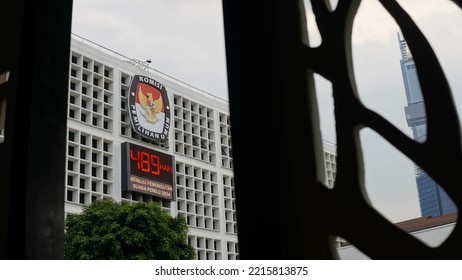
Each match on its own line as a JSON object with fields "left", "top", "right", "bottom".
{"left": 222, "top": 0, "right": 332, "bottom": 259}
{"left": 0, "top": 0, "right": 73, "bottom": 259}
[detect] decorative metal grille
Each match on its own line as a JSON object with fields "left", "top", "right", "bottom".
{"left": 223, "top": 0, "right": 462, "bottom": 259}
{"left": 306, "top": 0, "right": 462, "bottom": 259}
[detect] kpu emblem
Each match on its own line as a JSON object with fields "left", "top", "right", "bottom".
{"left": 128, "top": 75, "right": 171, "bottom": 141}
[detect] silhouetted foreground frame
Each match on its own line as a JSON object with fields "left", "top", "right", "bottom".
{"left": 0, "top": 0, "right": 72, "bottom": 259}
{"left": 222, "top": 0, "right": 462, "bottom": 259}
{"left": 1, "top": 0, "right": 461, "bottom": 260}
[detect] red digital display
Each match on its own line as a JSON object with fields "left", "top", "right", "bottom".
{"left": 122, "top": 142, "right": 175, "bottom": 200}
{"left": 130, "top": 149, "right": 161, "bottom": 175}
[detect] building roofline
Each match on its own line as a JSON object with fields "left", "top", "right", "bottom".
{"left": 395, "top": 213, "right": 458, "bottom": 233}
{"left": 338, "top": 213, "right": 458, "bottom": 248}
{"left": 71, "top": 33, "right": 229, "bottom": 105}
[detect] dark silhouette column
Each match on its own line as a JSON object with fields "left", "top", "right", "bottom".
{"left": 0, "top": 0, "right": 73, "bottom": 259}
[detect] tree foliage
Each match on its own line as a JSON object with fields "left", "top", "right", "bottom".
{"left": 65, "top": 199, "right": 195, "bottom": 260}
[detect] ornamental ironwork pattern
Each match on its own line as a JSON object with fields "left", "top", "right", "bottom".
{"left": 223, "top": 0, "right": 462, "bottom": 259}
{"left": 305, "top": 0, "right": 462, "bottom": 259}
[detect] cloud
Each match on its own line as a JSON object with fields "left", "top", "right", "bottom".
{"left": 72, "top": 0, "right": 228, "bottom": 98}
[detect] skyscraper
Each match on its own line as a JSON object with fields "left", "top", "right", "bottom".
{"left": 398, "top": 33, "right": 457, "bottom": 217}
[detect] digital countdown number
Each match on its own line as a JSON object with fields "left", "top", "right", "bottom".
{"left": 130, "top": 149, "right": 161, "bottom": 175}
{"left": 121, "top": 142, "right": 175, "bottom": 200}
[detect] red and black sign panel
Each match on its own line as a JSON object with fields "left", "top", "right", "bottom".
{"left": 121, "top": 142, "right": 175, "bottom": 200}
{"left": 128, "top": 75, "right": 171, "bottom": 141}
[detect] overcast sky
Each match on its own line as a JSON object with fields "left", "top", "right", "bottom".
{"left": 72, "top": 0, "right": 462, "bottom": 226}
{"left": 309, "top": 0, "right": 462, "bottom": 226}
{"left": 72, "top": 0, "right": 228, "bottom": 97}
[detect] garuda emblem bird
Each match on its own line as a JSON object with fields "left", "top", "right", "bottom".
{"left": 138, "top": 86, "right": 164, "bottom": 123}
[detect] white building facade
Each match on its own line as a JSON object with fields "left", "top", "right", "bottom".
{"left": 323, "top": 140, "right": 337, "bottom": 189}
{"left": 65, "top": 35, "right": 237, "bottom": 260}
{"left": 65, "top": 35, "right": 338, "bottom": 260}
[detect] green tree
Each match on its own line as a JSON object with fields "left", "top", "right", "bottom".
{"left": 65, "top": 199, "right": 195, "bottom": 260}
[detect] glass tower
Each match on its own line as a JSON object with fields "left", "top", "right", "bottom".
{"left": 398, "top": 33, "right": 457, "bottom": 217}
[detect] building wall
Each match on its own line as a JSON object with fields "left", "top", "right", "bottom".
{"left": 323, "top": 140, "right": 337, "bottom": 188}
{"left": 398, "top": 37, "right": 457, "bottom": 217}
{"left": 400, "top": 61, "right": 423, "bottom": 105}
{"left": 66, "top": 36, "right": 338, "bottom": 260}
{"left": 65, "top": 37, "right": 237, "bottom": 260}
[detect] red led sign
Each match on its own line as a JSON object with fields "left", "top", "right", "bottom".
{"left": 121, "top": 142, "right": 175, "bottom": 200}
{"left": 130, "top": 149, "right": 161, "bottom": 175}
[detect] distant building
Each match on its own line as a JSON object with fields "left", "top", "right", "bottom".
{"left": 337, "top": 213, "right": 457, "bottom": 259}
{"left": 397, "top": 33, "right": 457, "bottom": 217}
{"left": 323, "top": 140, "right": 337, "bottom": 188}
